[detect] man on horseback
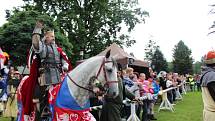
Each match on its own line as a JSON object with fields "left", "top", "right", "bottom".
{"left": 32, "top": 20, "right": 70, "bottom": 120}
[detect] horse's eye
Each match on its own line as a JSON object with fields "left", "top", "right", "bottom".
{"left": 107, "top": 68, "right": 112, "bottom": 73}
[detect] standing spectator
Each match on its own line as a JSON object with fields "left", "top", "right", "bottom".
{"left": 200, "top": 50, "right": 215, "bottom": 121}
{"left": 174, "top": 73, "right": 182, "bottom": 93}
{"left": 126, "top": 67, "right": 134, "bottom": 77}
{"left": 130, "top": 72, "right": 139, "bottom": 82}
{"left": 172, "top": 73, "right": 179, "bottom": 102}
{"left": 179, "top": 75, "right": 187, "bottom": 94}
{"left": 100, "top": 68, "right": 137, "bottom": 121}
{"left": 188, "top": 75, "right": 195, "bottom": 91}
{"left": 4, "top": 70, "right": 20, "bottom": 121}
{"left": 122, "top": 70, "right": 134, "bottom": 89}
{"left": 196, "top": 74, "right": 201, "bottom": 91}
{"left": 166, "top": 73, "right": 173, "bottom": 104}
{"left": 147, "top": 77, "right": 159, "bottom": 120}
{"left": 137, "top": 73, "right": 149, "bottom": 121}
{"left": 0, "top": 56, "right": 9, "bottom": 115}
{"left": 158, "top": 71, "right": 167, "bottom": 90}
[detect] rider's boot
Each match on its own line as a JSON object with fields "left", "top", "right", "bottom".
{"left": 41, "top": 106, "right": 52, "bottom": 118}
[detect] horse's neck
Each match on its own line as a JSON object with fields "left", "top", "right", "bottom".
{"left": 67, "top": 57, "right": 102, "bottom": 107}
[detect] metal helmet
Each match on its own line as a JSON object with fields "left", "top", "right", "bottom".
{"left": 204, "top": 50, "right": 215, "bottom": 64}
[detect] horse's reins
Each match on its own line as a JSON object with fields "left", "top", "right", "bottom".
{"left": 67, "top": 74, "right": 94, "bottom": 93}
{"left": 67, "top": 57, "right": 118, "bottom": 93}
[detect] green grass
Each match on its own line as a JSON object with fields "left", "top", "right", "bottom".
{"left": 0, "top": 92, "right": 203, "bottom": 121}
{"left": 154, "top": 92, "right": 203, "bottom": 121}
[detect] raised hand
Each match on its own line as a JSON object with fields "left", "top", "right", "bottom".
{"left": 35, "top": 20, "right": 44, "bottom": 29}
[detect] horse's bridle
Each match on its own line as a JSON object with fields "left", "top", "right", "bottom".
{"left": 67, "top": 57, "right": 118, "bottom": 93}
{"left": 95, "top": 57, "right": 118, "bottom": 86}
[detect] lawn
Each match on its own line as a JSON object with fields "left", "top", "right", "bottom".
{"left": 154, "top": 92, "right": 203, "bottom": 121}
{"left": 0, "top": 92, "right": 203, "bottom": 121}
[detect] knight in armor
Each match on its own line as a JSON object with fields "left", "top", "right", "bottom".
{"left": 32, "top": 20, "right": 70, "bottom": 120}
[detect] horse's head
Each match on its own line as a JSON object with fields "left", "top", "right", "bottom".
{"left": 91, "top": 50, "right": 119, "bottom": 98}
{"left": 67, "top": 50, "right": 119, "bottom": 100}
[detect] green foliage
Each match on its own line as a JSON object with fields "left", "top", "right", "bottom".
{"left": 208, "top": 4, "right": 215, "bottom": 35}
{"left": 172, "top": 40, "right": 193, "bottom": 74}
{"left": 151, "top": 48, "right": 168, "bottom": 73}
{"left": 167, "top": 62, "right": 173, "bottom": 72}
{"left": 0, "top": 10, "right": 72, "bottom": 66}
{"left": 144, "top": 39, "right": 159, "bottom": 62}
{"left": 22, "top": 0, "right": 148, "bottom": 63}
{"left": 193, "top": 61, "right": 202, "bottom": 74}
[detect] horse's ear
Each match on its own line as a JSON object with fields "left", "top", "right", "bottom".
{"left": 105, "top": 50, "right": 111, "bottom": 58}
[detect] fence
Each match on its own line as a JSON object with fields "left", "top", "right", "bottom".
{"left": 89, "top": 83, "right": 187, "bottom": 121}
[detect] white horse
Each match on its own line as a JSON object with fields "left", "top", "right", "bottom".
{"left": 52, "top": 50, "right": 119, "bottom": 121}
{"left": 18, "top": 50, "right": 119, "bottom": 121}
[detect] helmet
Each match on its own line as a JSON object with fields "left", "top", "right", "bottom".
{"left": 204, "top": 50, "right": 215, "bottom": 64}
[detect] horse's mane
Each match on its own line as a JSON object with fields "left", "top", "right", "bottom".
{"left": 67, "top": 56, "right": 104, "bottom": 90}
{"left": 65, "top": 56, "right": 105, "bottom": 106}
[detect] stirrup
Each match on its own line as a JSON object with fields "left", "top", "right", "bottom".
{"left": 41, "top": 106, "right": 52, "bottom": 118}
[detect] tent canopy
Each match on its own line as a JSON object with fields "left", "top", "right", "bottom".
{"left": 96, "top": 43, "right": 133, "bottom": 65}
{"left": 96, "top": 43, "right": 148, "bottom": 68}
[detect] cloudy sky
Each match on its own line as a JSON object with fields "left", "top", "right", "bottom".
{"left": 125, "top": 0, "right": 215, "bottom": 62}
{"left": 0, "top": 0, "right": 214, "bottom": 62}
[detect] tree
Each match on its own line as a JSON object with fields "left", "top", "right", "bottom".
{"left": 208, "top": 4, "right": 215, "bottom": 35}
{"left": 21, "top": 0, "right": 149, "bottom": 63}
{"left": 144, "top": 39, "right": 159, "bottom": 62}
{"left": 172, "top": 40, "right": 193, "bottom": 75}
{"left": 193, "top": 61, "right": 202, "bottom": 74}
{"left": 151, "top": 48, "right": 168, "bottom": 73}
{"left": 167, "top": 62, "right": 173, "bottom": 72}
{"left": 0, "top": 10, "right": 73, "bottom": 66}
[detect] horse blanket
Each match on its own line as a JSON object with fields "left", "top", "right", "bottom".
{"left": 17, "top": 75, "right": 95, "bottom": 121}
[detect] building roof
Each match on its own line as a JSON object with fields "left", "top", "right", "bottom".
{"left": 97, "top": 43, "right": 148, "bottom": 67}
{"left": 97, "top": 43, "right": 134, "bottom": 61}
